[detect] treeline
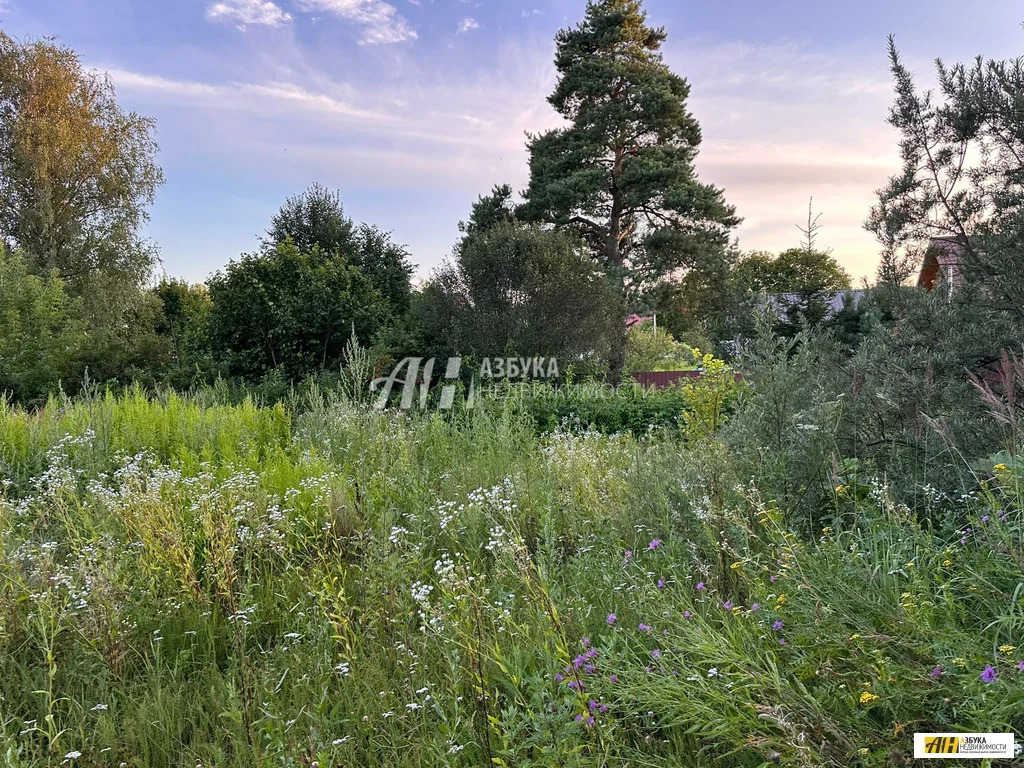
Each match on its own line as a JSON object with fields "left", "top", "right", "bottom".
{"left": 3, "top": 3, "right": 1024, "bottom": 416}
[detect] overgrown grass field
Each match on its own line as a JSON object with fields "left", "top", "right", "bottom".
{"left": 0, "top": 386, "right": 1021, "bottom": 767}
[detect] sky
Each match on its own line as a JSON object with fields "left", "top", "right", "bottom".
{"left": 1, "top": 0, "right": 1022, "bottom": 284}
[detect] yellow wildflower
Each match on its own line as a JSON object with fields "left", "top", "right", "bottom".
{"left": 859, "top": 691, "right": 879, "bottom": 705}
{"left": 994, "top": 463, "right": 1007, "bottom": 472}
{"left": 822, "top": 526, "right": 833, "bottom": 535}
{"left": 905, "top": 562, "right": 915, "bottom": 569}
{"left": 942, "top": 559, "right": 953, "bottom": 567}
{"left": 999, "top": 644, "right": 1016, "bottom": 654}
{"left": 776, "top": 594, "right": 787, "bottom": 605}
{"left": 968, "top": 585, "right": 978, "bottom": 593}
{"left": 835, "top": 484, "right": 847, "bottom": 496}
{"left": 730, "top": 562, "right": 742, "bottom": 571}
{"left": 849, "top": 633, "right": 862, "bottom": 641}
{"left": 952, "top": 657, "right": 966, "bottom": 667}
{"left": 858, "top": 748, "right": 869, "bottom": 755}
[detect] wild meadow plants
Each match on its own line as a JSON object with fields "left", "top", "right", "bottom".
{"left": 0, "top": 384, "right": 1021, "bottom": 767}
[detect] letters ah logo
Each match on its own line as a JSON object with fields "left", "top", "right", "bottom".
{"left": 924, "top": 736, "right": 960, "bottom": 754}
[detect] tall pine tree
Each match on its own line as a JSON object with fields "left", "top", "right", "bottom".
{"left": 521, "top": 0, "right": 738, "bottom": 382}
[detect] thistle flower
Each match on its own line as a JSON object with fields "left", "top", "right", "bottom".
{"left": 772, "top": 621, "right": 783, "bottom": 630}
{"left": 981, "top": 665, "right": 998, "bottom": 684}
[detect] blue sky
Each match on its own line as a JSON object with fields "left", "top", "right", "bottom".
{"left": 2, "top": 0, "right": 1022, "bottom": 283}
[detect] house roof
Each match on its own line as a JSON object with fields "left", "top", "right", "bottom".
{"left": 917, "top": 237, "right": 965, "bottom": 291}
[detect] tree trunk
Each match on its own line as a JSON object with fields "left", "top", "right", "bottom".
{"left": 606, "top": 148, "right": 626, "bottom": 385}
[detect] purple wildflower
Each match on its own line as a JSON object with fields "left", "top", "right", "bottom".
{"left": 723, "top": 601, "right": 734, "bottom": 611}
{"left": 609, "top": 674, "right": 619, "bottom": 683}
{"left": 574, "top": 714, "right": 583, "bottom": 722}
{"left": 638, "top": 623, "right": 651, "bottom": 633}
{"left": 599, "top": 704, "right": 608, "bottom": 713}
{"left": 582, "top": 637, "right": 591, "bottom": 647}
{"left": 981, "top": 665, "right": 998, "bottom": 684}
{"left": 587, "top": 716, "right": 595, "bottom": 726}
{"left": 770, "top": 575, "right": 777, "bottom": 583}
{"left": 657, "top": 579, "right": 666, "bottom": 589}
{"left": 555, "top": 673, "right": 564, "bottom": 682}
{"left": 772, "top": 620, "right": 784, "bottom": 631}
{"left": 696, "top": 581, "right": 705, "bottom": 591}
{"left": 567, "top": 680, "right": 580, "bottom": 691}
{"left": 585, "top": 648, "right": 597, "bottom": 659}
{"left": 779, "top": 638, "right": 786, "bottom": 645}
{"left": 929, "top": 666, "right": 942, "bottom": 679}
{"left": 982, "top": 515, "right": 990, "bottom": 523}
{"left": 588, "top": 700, "right": 599, "bottom": 711}
{"left": 652, "top": 649, "right": 661, "bottom": 660}
{"left": 751, "top": 603, "right": 760, "bottom": 612}
{"left": 624, "top": 550, "right": 632, "bottom": 560}
{"left": 683, "top": 610, "right": 692, "bottom": 619}
{"left": 584, "top": 663, "right": 596, "bottom": 674}
{"left": 648, "top": 539, "right": 661, "bottom": 550}
{"left": 607, "top": 613, "right": 617, "bottom": 626}
{"left": 1016, "top": 661, "right": 1024, "bottom": 671}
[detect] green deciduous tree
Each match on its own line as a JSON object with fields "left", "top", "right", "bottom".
{"left": 0, "top": 32, "right": 163, "bottom": 302}
{"left": 0, "top": 243, "right": 83, "bottom": 401}
{"left": 267, "top": 184, "right": 413, "bottom": 316}
{"left": 520, "top": 0, "right": 739, "bottom": 381}
{"left": 417, "top": 186, "right": 617, "bottom": 365}
{"left": 151, "top": 279, "right": 214, "bottom": 384}
{"left": 207, "top": 241, "right": 386, "bottom": 380}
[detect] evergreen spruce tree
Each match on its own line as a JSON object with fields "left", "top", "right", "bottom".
{"left": 521, "top": 0, "right": 739, "bottom": 382}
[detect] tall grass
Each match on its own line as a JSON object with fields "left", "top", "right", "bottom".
{"left": 0, "top": 389, "right": 1020, "bottom": 766}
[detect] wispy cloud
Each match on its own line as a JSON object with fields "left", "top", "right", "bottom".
{"left": 296, "top": 0, "right": 417, "bottom": 44}
{"left": 110, "top": 35, "right": 901, "bottom": 279}
{"left": 206, "top": 0, "right": 292, "bottom": 27}
{"left": 457, "top": 18, "right": 480, "bottom": 34}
